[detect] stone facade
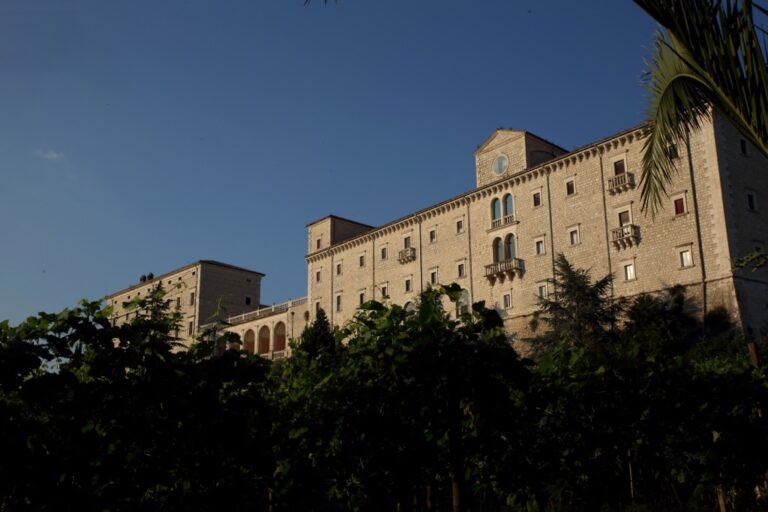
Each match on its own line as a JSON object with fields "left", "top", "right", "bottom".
{"left": 107, "top": 114, "right": 768, "bottom": 352}
{"left": 219, "top": 298, "right": 309, "bottom": 359}
{"left": 106, "top": 260, "right": 264, "bottom": 347}
{"left": 306, "top": 114, "right": 768, "bottom": 339}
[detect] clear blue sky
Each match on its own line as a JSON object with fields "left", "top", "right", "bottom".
{"left": 0, "top": 1, "right": 659, "bottom": 325}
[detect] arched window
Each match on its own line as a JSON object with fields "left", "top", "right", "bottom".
{"left": 505, "top": 234, "right": 516, "bottom": 260}
{"left": 404, "top": 301, "right": 416, "bottom": 312}
{"left": 491, "top": 198, "right": 501, "bottom": 222}
{"left": 274, "top": 322, "right": 286, "bottom": 352}
{"left": 503, "top": 194, "right": 514, "bottom": 218}
{"left": 492, "top": 237, "right": 504, "bottom": 263}
{"left": 243, "top": 329, "right": 255, "bottom": 354}
{"left": 258, "top": 326, "right": 270, "bottom": 355}
{"left": 216, "top": 337, "right": 227, "bottom": 356}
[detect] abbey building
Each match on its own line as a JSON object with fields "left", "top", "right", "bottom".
{"left": 108, "top": 112, "right": 768, "bottom": 354}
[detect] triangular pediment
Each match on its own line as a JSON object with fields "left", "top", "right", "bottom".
{"left": 474, "top": 129, "right": 527, "bottom": 155}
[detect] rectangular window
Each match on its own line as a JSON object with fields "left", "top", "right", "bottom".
{"left": 188, "top": 321, "right": 193, "bottom": 336}
{"left": 245, "top": 296, "right": 252, "bottom": 306}
{"left": 316, "top": 238, "right": 321, "bottom": 250}
{"left": 535, "top": 239, "right": 545, "bottom": 255}
{"left": 405, "top": 278, "right": 412, "bottom": 293}
{"left": 533, "top": 191, "right": 542, "bottom": 207}
{"left": 741, "top": 138, "right": 748, "bottom": 155}
{"left": 430, "top": 270, "right": 438, "bottom": 285}
{"left": 381, "top": 285, "right": 388, "bottom": 298}
{"left": 502, "top": 293, "right": 512, "bottom": 309}
{"left": 359, "top": 255, "right": 365, "bottom": 267}
{"left": 458, "top": 263, "right": 466, "bottom": 278}
{"left": 674, "top": 196, "right": 686, "bottom": 215}
{"left": 623, "top": 262, "right": 636, "bottom": 281}
{"left": 336, "top": 263, "right": 342, "bottom": 275}
{"left": 429, "top": 229, "right": 436, "bottom": 243}
{"left": 336, "top": 294, "right": 342, "bottom": 312}
{"left": 538, "top": 284, "right": 548, "bottom": 299}
{"left": 668, "top": 143, "right": 679, "bottom": 159}
{"left": 381, "top": 247, "right": 388, "bottom": 260}
{"left": 569, "top": 228, "right": 580, "bottom": 246}
{"left": 359, "top": 292, "right": 365, "bottom": 305}
{"left": 456, "top": 219, "right": 464, "bottom": 233}
{"left": 747, "top": 192, "right": 756, "bottom": 211}
{"left": 614, "top": 159, "right": 626, "bottom": 175}
{"left": 404, "top": 236, "right": 411, "bottom": 248}
{"left": 175, "top": 297, "right": 180, "bottom": 309}
{"left": 618, "top": 210, "right": 631, "bottom": 226}
{"left": 189, "top": 292, "right": 195, "bottom": 306}
{"left": 679, "top": 248, "right": 693, "bottom": 268}
{"left": 566, "top": 179, "right": 575, "bottom": 196}
{"left": 316, "top": 270, "right": 321, "bottom": 282}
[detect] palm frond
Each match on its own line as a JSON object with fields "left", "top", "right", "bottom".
{"left": 641, "top": 34, "right": 710, "bottom": 214}
{"left": 635, "top": 0, "right": 768, "bottom": 212}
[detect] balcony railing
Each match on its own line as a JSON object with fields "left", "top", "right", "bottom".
{"left": 491, "top": 214, "right": 516, "bottom": 229}
{"left": 484, "top": 258, "right": 524, "bottom": 282}
{"left": 611, "top": 224, "right": 640, "bottom": 249}
{"left": 398, "top": 247, "right": 417, "bottom": 263}
{"left": 607, "top": 173, "right": 636, "bottom": 194}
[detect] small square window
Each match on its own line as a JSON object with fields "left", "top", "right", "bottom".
{"left": 381, "top": 286, "right": 388, "bottom": 298}
{"left": 429, "top": 229, "right": 437, "bottom": 243}
{"left": 405, "top": 278, "right": 412, "bottom": 293}
{"left": 381, "top": 247, "right": 388, "bottom": 260}
{"left": 245, "top": 296, "right": 252, "bottom": 306}
{"left": 679, "top": 248, "right": 693, "bottom": 268}
{"left": 618, "top": 210, "right": 631, "bottom": 226}
{"left": 316, "top": 270, "right": 321, "bottom": 282}
{"left": 533, "top": 191, "right": 542, "bottom": 207}
{"left": 613, "top": 159, "right": 626, "bottom": 176}
{"left": 458, "top": 263, "right": 466, "bottom": 278}
{"left": 404, "top": 236, "right": 411, "bottom": 249}
{"left": 537, "top": 285, "right": 548, "bottom": 299}
{"left": 359, "top": 255, "right": 365, "bottom": 267}
{"left": 336, "top": 263, "right": 342, "bottom": 275}
{"left": 566, "top": 179, "right": 575, "bottom": 196}
{"left": 535, "top": 239, "right": 545, "bottom": 255}
{"left": 430, "top": 270, "right": 438, "bottom": 285}
{"left": 569, "top": 228, "right": 580, "bottom": 246}
{"left": 674, "top": 196, "right": 686, "bottom": 215}
{"left": 502, "top": 293, "right": 512, "bottom": 309}
{"left": 668, "top": 143, "right": 679, "bottom": 159}
{"left": 336, "top": 295, "right": 342, "bottom": 312}
{"left": 623, "top": 262, "right": 636, "bottom": 281}
{"left": 456, "top": 220, "right": 464, "bottom": 233}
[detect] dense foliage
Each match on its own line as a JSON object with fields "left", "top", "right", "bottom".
{"left": 2, "top": 268, "right": 768, "bottom": 511}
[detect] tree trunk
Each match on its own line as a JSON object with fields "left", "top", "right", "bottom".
{"left": 452, "top": 477, "right": 462, "bottom": 512}
{"left": 717, "top": 485, "right": 727, "bottom": 512}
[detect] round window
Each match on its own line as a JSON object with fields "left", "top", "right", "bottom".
{"left": 492, "top": 154, "right": 509, "bottom": 175}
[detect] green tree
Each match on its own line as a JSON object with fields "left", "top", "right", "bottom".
{"left": 635, "top": 0, "right": 768, "bottom": 214}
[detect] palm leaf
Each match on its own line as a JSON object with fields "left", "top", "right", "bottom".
{"left": 635, "top": 0, "right": 768, "bottom": 213}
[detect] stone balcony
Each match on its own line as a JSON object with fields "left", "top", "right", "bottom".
{"left": 491, "top": 214, "right": 516, "bottom": 229}
{"left": 398, "top": 247, "right": 417, "bottom": 263}
{"left": 611, "top": 224, "right": 640, "bottom": 249}
{"left": 607, "top": 172, "right": 636, "bottom": 194}
{"left": 484, "top": 258, "right": 524, "bottom": 283}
